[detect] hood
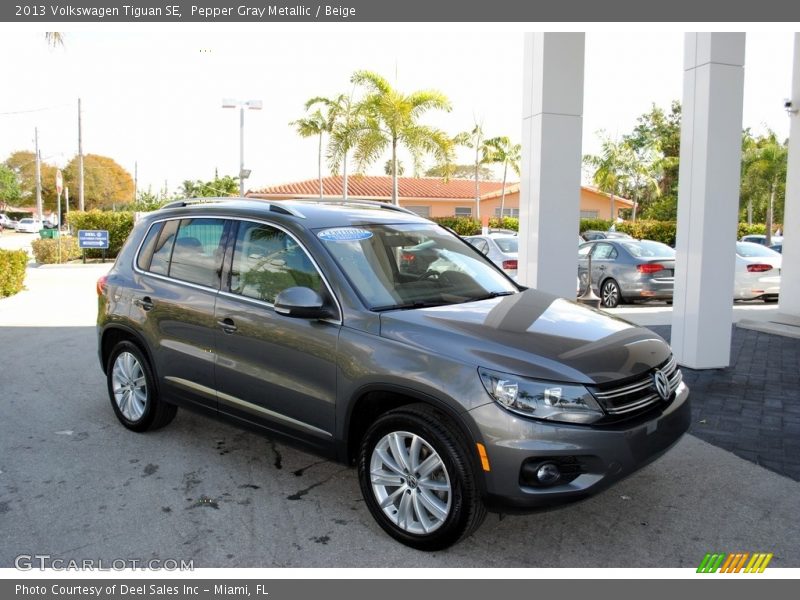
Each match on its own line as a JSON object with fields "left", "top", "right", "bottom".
{"left": 379, "top": 289, "right": 671, "bottom": 385}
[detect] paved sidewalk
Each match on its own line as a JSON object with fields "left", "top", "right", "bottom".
{"left": 650, "top": 325, "right": 800, "bottom": 482}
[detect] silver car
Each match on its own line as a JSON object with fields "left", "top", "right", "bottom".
{"left": 464, "top": 233, "right": 518, "bottom": 279}
{"left": 579, "top": 239, "right": 676, "bottom": 307}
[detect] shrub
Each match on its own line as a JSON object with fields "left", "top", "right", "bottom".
{"left": 0, "top": 249, "right": 28, "bottom": 297}
{"left": 430, "top": 216, "right": 481, "bottom": 236}
{"left": 66, "top": 210, "right": 135, "bottom": 258}
{"left": 616, "top": 220, "right": 678, "bottom": 246}
{"left": 579, "top": 218, "right": 614, "bottom": 234}
{"left": 488, "top": 216, "right": 519, "bottom": 232}
{"left": 31, "top": 237, "right": 81, "bottom": 264}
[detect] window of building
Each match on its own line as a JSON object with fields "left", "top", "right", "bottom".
{"left": 454, "top": 207, "right": 472, "bottom": 217}
{"left": 580, "top": 210, "right": 599, "bottom": 219}
{"left": 494, "top": 207, "right": 520, "bottom": 217}
{"left": 406, "top": 206, "right": 431, "bottom": 218}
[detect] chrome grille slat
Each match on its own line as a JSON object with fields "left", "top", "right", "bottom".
{"left": 594, "top": 355, "right": 682, "bottom": 416}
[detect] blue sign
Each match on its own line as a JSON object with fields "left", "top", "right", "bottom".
{"left": 78, "top": 229, "right": 109, "bottom": 249}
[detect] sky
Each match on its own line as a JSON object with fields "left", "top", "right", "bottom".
{"left": 0, "top": 30, "right": 795, "bottom": 199}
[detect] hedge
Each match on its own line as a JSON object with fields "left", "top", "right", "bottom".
{"left": 0, "top": 249, "right": 28, "bottom": 297}
{"left": 430, "top": 216, "right": 481, "bottom": 236}
{"left": 66, "top": 210, "right": 135, "bottom": 258}
{"left": 31, "top": 237, "right": 82, "bottom": 264}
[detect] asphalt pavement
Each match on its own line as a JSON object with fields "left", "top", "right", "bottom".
{"left": 1, "top": 261, "right": 798, "bottom": 568}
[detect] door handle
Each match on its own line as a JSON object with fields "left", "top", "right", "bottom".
{"left": 134, "top": 296, "right": 153, "bottom": 311}
{"left": 217, "top": 318, "right": 237, "bottom": 334}
{"left": 598, "top": 265, "right": 607, "bottom": 270}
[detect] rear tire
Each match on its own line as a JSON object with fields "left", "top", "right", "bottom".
{"left": 358, "top": 404, "right": 486, "bottom": 551}
{"left": 107, "top": 341, "right": 176, "bottom": 432}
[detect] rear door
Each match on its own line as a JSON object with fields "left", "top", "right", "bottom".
{"left": 213, "top": 219, "right": 340, "bottom": 450}
{"left": 130, "top": 217, "right": 230, "bottom": 412}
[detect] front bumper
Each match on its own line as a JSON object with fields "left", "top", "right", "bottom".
{"left": 469, "top": 381, "right": 690, "bottom": 512}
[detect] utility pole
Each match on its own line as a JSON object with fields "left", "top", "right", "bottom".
{"left": 34, "top": 127, "right": 43, "bottom": 220}
{"left": 78, "top": 98, "right": 85, "bottom": 211}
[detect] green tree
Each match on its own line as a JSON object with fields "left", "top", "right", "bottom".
{"left": 4, "top": 150, "right": 58, "bottom": 211}
{"left": 181, "top": 173, "right": 239, "bottom": 198}
{"left": 45, "top": 32, "right": 64, "bottom": 47}
{"left": 0, "top": 164, "right": 22, "bottom": 206}
{"left": 291, "top": 97, "right": 338, "bottom": 198}
{"left": 351, "top": 70, "right": 453, "bottom": 204}
{"left": 584, "top": 133, "right": 637, "bottom": 221}
{"left": 453, "top": 123, "right": 489, "bottom": 219}
{"left": 742, "top": 131, "right": 787, "bottom": 245}
{"left": 482, "top": 136, "right": 521, "bottom": 218}
{"left": 624, "top": 101, "right": 681, "bottom": 219}
{"left": 326, "top": 93, "right": 365, "bottom": 200}
{"left": 384, "top": 159, "right": 405, "bottom": 176}
{"left": 63, "top": 154, "right": 134, "bottom": 210}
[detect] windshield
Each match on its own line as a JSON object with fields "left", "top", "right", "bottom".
{"left": 737, "top": 242, "right": 781, "bottom": 258}
{"left": 620, "top": 240, "right": 675, "bottom": 258}
{"left": 493, "top": 237, "right": 518, "bottom": 253}
{"left": 317, "top": 223, "right": 518, "bottom": 310}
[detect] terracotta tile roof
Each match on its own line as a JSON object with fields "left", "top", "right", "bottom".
{"left": 249, "top": 176, "right": 507, "bottom": 200}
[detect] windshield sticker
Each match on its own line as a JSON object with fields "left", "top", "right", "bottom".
{"left": 318, "top": 228, "right": 373, "bottom": 242}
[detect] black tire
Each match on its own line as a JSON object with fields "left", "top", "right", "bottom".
{"left": 358, "top": 403, "right": 486, "bottom": 551}
{"left": 600, "top": 278, "right": 622, "bottom": 308}
{"left": 764, "top": 297, "right": 779, "bottom": 304}
{"left": 106, "top": 341, "right": 177, "bottom": 432}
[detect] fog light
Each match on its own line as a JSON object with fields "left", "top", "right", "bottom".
{"left": 537, "top": 462, "right": 561, "bottom": 484}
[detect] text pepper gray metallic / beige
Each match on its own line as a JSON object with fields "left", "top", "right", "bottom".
{"left": 96, "top": 198, "right": 690, "bottom": 550}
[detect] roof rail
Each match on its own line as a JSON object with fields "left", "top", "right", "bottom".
{"left": 159, "top": 197, "right": 304, "bottom": 218}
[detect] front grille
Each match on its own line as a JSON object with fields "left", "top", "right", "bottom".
{"left": 592, "top": 355, "right": 682, "bottom": 416}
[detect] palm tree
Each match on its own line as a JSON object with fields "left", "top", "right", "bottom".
{"left": 453, "top": 124, "right": 489, "bottom": 219}
{"left": 351, "top": 70, "right": 453, "bottom": 205}
{"left": 482, "top": 136, "right": 521, "bottom": 219}
{"left": 290, "top": 106, "right": 332, "bottom": 198}
{"left": 45, "top": 33, "right": 64, "bottom": 47}
{"left": 744, "top": 132, "right": 788, "bottom": 246}
{"left": 326, "top": 93, "right": 364, "bottom": 201}
{"left": 584, "top": 134, "right": 636, "bottom": 222}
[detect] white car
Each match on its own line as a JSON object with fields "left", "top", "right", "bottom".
{"left": 735, "top": 241, "right": 781, "bottom": 302}
{"left": 464, "top": 233, "right": 519, "bottom": 279}
{"left": 15, "top": 218, "right": 43, "bottom": 233}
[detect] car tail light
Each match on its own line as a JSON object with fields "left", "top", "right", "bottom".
{"left": 637, "top": 263, "right": 664, "bottom": 274}
{"left": 502, "top": 259, "right": 518, "bottom": 270}
{"left": 401, "top": 252, "right": 416, "bottom": 263}
{"left": 747, "top": 263, "right": 773, "bottom": 273}
{"left": 96, "top": 275, "right": 108, "bottom": 296}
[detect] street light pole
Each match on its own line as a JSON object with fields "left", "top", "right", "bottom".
{"left": 222, "top": 98, "right": 262, "bottom": 197}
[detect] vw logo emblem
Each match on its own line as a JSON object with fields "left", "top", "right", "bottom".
{"left": 653, "top": 369, "right": 670, "bottom": 401}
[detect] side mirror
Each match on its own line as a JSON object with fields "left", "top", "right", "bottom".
{"left": 274, "top": 287, "right": 333, "bottom": 320}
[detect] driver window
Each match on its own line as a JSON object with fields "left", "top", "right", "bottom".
{"left": 230, "top": 221, "right": 323, "bottom": 304}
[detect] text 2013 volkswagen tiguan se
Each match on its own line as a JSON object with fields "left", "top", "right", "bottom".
{"left": 97, "top": 198, "right": 690, "bottom": 550}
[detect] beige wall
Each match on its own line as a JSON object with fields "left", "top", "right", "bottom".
{"left": 399, "top": 188, "right": 632, "bottom": 221}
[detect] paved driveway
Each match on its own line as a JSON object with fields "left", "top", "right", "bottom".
{"left": 1, "top": 265, "right": 798, "bottom": 567}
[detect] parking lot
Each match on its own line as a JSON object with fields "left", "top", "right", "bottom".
{"left": 1, "top": 259, "right": 799, "bottom": 568}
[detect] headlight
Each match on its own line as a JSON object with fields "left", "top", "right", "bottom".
{"left": 479, "top": 367, "right": 604, "bottom": 424}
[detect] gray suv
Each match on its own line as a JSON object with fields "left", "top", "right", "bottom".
{"left": 97, "top": 198, "right": 690, "bottom": 550}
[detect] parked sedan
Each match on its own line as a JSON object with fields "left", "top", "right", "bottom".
{"left": 578, "top": 239, "right": 675, "bottom": 308}
{"left": 735, "top": 242, "right": 781, "bottom": 302}
{"left": 464, "top": 233, "right": 518, "bottom": 279}
{"left": 741, "top": 234, "right": 783, "bottom": 246}
{"left": 15, "top": 218, "right": 43, "bottom": 233}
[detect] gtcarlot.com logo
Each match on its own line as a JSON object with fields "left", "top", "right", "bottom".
{"left": 697, "top": 552, "right": 773, "bottom": 573}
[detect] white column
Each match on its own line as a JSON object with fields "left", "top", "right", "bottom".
{"left": 671, "top": 33, "right": 746, "bottom": 369}
{"left": 518, "top": 33, "right": 585, "bottom": 297}
{"left": 778, "top": 33, "right": 800, "bottom": 318}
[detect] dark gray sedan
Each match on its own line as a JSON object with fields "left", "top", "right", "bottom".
{"left": 578, "top": 239, "right": 676, "bottom": 307}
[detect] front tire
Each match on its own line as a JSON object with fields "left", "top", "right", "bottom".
{"left": 107, "top": 341, "right": 176, "bottom": 432}
{"left": 358, "top": 404, "right": 486, "bottom": 551}
{"left": 600, "top": 278, "right": 622, "bottom": 308}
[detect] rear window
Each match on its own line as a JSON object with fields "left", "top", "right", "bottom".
{"left": 493, "top": 237, "right": 518, "bottom": 253}
{"left": 620, "top": 241, "right": 675, "bottom": 258}
{"left": 737, "top": 242, "right": 780, "bottom": 258}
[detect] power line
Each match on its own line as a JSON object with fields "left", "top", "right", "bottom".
{"left": 0, "top": 103, "right": 71, "bottom": 116}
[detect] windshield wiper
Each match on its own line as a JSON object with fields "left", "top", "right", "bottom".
{"left": 464, "top": 291, "right": 517, "bottom": 302}
{"left": 372, "top": 300, "right": 454, "bottom": 312}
